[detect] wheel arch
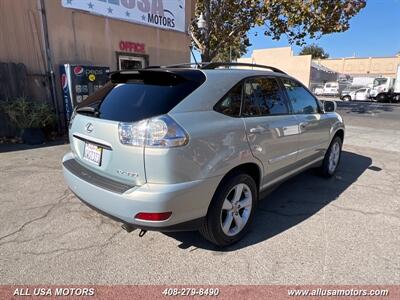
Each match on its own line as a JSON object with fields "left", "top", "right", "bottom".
{"left": 333, "top": 128, "right": 345, "bottom": 143}
{"left": 343, "top": 95, "right": 351, "bottom": 101}
{"left": 217, "top": 162, "right": 262, "bottom": 194}
{"left": 199, "top": 161, "right": 261, "bottom": 246}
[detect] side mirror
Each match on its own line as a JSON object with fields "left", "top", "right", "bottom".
{"left": 323, "top": 100, "right": 337, "bottom": 113}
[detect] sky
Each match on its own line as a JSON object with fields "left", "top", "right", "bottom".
{"left": 193, "top": 0, "right": 400, "bottom": 61}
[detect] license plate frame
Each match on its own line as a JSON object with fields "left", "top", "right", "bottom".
{"left": 83, "top": 142, "right": 103, "bottom": 166}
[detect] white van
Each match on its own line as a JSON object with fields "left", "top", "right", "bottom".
{"left": 322, "top": 82, "right": 339, "bottom": 96}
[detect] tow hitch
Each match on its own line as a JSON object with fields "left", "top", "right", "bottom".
{"left": 139, "top": 229, "right": 147, "bottom": 237}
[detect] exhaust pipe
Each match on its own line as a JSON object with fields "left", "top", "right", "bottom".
{"left": 121, "top": 224, "right": 136, "bottom": 233}
{"left": 121, "top": 224, "right": 147, "bottom": 237}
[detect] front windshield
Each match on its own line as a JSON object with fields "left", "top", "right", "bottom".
{"left": 373, "top": 78, "right": 387, "bottom": 87}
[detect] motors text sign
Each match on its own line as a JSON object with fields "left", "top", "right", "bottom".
{"left": 61, "top": 0, "right": 186, "bottom": 32}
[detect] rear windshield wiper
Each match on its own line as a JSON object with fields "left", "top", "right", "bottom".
{"left": 76, "top": 106, "right": 99, "bottom": 116}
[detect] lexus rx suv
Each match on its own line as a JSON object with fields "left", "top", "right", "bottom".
{"left": 63, "top": 62, "right": 345, "bottom": 246}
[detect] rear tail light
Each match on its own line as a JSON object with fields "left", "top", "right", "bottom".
{"left": 118, "top": 115, "right": 188, "bottom": 148}
{"left": 68, "top": 109, "right": 77, "bottom": 130}
{"left": 135, "top": 212, "right": 172, "bottom": 221}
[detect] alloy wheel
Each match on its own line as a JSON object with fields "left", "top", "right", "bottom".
{"left": 328, "top": 141, "right": 341, "bottom": 174}
{"left": 220, "top": 183, "right": 252, "bottom": 236}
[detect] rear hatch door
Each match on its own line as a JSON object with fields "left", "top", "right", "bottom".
{"left": 69, "top": 69, "right": 205, "bottom": 186}
{"left": 70, "top": 113, "right": 145, "bottom": 186}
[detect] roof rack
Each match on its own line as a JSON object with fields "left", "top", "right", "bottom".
{"left": 144, "top": 62, "right": 286, "bottom": 74}
{"left": 202, "top": 62, "right": 286, "bottom": 74}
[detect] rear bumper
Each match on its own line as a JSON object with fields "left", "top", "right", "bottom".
{"left": 62, "top": 152, "right": 221, "bottom": 231}
{"left": 76, "top": 194, "right": 205, "bottom": 232}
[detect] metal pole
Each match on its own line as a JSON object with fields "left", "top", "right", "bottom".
{"left": 39, "top": 0, "right": 61, "bottom": 133}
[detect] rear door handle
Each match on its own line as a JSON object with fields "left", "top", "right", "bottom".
{"left": 249, "top": 126, "right": 267, "bottom": 134}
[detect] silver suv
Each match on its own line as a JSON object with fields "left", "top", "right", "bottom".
{"left": 63, "top": 63, "right": 345, "bottom": 246}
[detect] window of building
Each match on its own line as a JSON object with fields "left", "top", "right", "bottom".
{"left": 242, "top": 77, "right": 289, "bottom": 117}
{"left": 282, "top": 79, "right": 319, "bottom": 114}
{"left": 116, "top": 53, "right": 148, "bottom": 70}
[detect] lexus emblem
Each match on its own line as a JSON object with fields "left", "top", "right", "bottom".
{"left": 85, "top": 123, "right": 94, "bottom": 133}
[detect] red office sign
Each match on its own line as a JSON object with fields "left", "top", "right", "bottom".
{"left": 119, "top": 41, "right": 146, "bottom": 53}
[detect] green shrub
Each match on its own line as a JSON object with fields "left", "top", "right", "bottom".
{"left": 0, "top": 97, "right": 56, "bottom": 129}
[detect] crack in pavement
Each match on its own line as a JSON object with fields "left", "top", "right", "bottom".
{"left": 0, "top": 189, "right": 70, "bottom": 242}
{"left": 0, "top": 227, "right": 82, "bottom": 248}
{"left": 7, "top": 202, "right": 59, "bottom": 214}
{"left": 330, "top": 204, "right": 400, "bottom": 220}
{"left": 257, "top": 208, "right": 314, "bottom": 218}
{"left": 21, "top": 228, "right": 123, "bottom": 257}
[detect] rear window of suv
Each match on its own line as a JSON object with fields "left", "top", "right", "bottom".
{"left": 76, "top": 69, "right": 206, "bottom": 123}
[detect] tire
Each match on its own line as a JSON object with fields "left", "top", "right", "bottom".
{"left": 376, "top": 93, "right": 387, "bottom": 103}
{"left": 343, "top": 95, "right": 351, "bottom": 101}
{"left": 199, "top": 172, "right": 257, "bottom": 247}
{"left": 320, "top": 136, "right": 343, "bottom": 178}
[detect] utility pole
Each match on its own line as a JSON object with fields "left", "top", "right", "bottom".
{"left": 39, "top": 0, "right": 61, "bottom": 133}
{"left": 202, "top": 0, "right": 211, "bottom": 62}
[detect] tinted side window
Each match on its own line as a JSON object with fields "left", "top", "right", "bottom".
{"left": 282, "top": 79, "right": 319, "bottom": 114}
{"left": 242, "top": 77, "right": 289, "bottom": 117}
{"left": 214, "top": 83, "right": 242, "bottom": 117}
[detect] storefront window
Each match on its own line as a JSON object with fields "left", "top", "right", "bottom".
{"left": 118, "top": 55, "right": 146, "bottom": 70}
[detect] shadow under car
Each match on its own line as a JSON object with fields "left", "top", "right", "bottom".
{"left": 165, "top": 150, "right": 372, "bottom": 251}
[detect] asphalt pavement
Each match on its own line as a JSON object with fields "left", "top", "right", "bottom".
{"left": 0, "top": 101, "right": 399, "bottom": 285}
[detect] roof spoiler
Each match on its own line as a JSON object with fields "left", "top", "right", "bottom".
{"left": 109, "top": 69, "right": 205, "bottom": 84}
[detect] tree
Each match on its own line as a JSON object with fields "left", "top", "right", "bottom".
{"left": 213, "top": 35, "right": 251, "bottom": 62}
{"left": 299, "top": 44, "right": 329, "bottom": 59}
{"left": 191, "top": 0, "right": 366, "bottom": 62}
{"left": 191, "top": 1, "right": 261, "bottom": 62}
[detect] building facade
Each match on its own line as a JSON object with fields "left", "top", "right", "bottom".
{"left": 315, "top": 56, "right": 400, "bottom": 78}
{"left": 239, "top": 47, "right": 399, "bottom": 90}
{"left": 238, "top": 47, "right": 338, "bottom": 89}
{"left": 0, "top": 0, "right": 194, "bottom": 135}
{"left": 238, "top": 47, "right": 313, "bottom": 87}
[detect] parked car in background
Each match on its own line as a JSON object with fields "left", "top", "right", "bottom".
{"left": 62, "top": 62, "right": 345, "bottom": 247}
{"left": 313, "top": 85, "right": 324, "bottom": 96}
{"left": 341, "top": 87, "right": 371, "bottom": 101}
{"left": 322, "top": 81, "right": 340, "bottom": 96}
{"left": 340, "top": 85, "right": 367, "bottom": 100}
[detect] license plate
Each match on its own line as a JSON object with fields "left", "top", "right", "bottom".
{"left": 83, "top": 142, "right": 103, "bottom": 166}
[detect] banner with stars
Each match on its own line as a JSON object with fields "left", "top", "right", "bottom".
{"left": 61, "top": 0, "right": 186, "bottom": 33}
